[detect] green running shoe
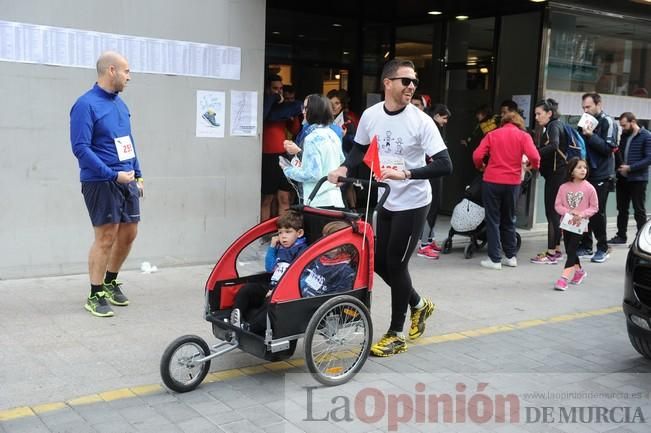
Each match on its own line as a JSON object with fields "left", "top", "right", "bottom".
{"left": 103, "top": 280, "right": 129, "bottom": 306}
{"left": 85, "top": 292, "right": 114, "bottom": 317}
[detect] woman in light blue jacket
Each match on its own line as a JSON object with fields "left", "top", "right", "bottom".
{"left": 282, "top": 94, "right": 345, "bottom": 207}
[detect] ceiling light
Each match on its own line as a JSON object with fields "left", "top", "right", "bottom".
{"left": 297, "top": 34, "right": 305, "bottom": 38}
{"left": 332, "top": 23, "right": 343, "bottom": 28}
{"left": 272, "top": 31, "right": 280, "bottom": 35}
{"left": 384, "top": 51, "right": 390, "bottom": 59}
{"left": 343, "top": 51, "right": 350, "bottom": 55}
{"left": 480, "top": 67, "right": 489, "bottom": 74}
{"left": 456, "top": 15, "right": 469, "bottom": 20}
{"left": 530, "top": 0, "right": 546, "bottom": 2}
{"left": 428, "top": 11, "right": 442, "bottom": 15}
{"left": 335, "top": 74, "right": 341, "bottom": 80}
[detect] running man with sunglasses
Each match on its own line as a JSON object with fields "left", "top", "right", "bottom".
{"left": 328, "top": 59, "right": 453, "bottom": 356}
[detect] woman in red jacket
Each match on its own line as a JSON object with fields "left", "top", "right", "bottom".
{"left": 472, "top": 112, "right": 541, "bottom": 270}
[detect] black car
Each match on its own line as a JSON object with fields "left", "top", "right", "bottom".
{"left": 624, "top": 222, "right": 651, "bottom": 359}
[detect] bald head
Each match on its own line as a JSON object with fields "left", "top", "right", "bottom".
{"left": 96, "top": 51, "right": 131, "bottom": 93}
{"left": 96, "top": 51, "right": 126, "bottom": 76}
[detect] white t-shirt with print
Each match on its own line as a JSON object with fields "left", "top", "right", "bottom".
{"left": 354, "top": 102, "right": 446, "bottom": 211}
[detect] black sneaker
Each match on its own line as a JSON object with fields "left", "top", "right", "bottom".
{"left": 370, "top": 331, "right": 407, "bottom": 357}
{"left": 85, "top": 292, "right": 114, "bottom": 317}
{"left": 608, "top": 235, "right": 627, "bottom": 245}
{"left": 103, "top": 280, "right": 129, "bottom": 306}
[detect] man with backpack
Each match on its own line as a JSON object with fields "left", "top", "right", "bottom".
{"left": 609, "top": 112, "right": 651, "bottom": 245}
{"left": 577, "top": 92, "right": 619, "bottom": 263}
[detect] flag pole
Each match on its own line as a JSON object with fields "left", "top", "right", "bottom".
{"left": 362, "top": 159, "right": 374, "bottom": 251}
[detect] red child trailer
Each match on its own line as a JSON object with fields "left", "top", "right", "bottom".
{"left": 160, "top": 177, "right": 389, "bottom": 392}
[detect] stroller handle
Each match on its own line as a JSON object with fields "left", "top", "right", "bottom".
{"left": 308, "top": 176, "right": 391, "bottom": 209}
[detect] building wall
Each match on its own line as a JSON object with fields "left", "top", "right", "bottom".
{"left": 0, "top": 0, "right": 266, "bottom": 278}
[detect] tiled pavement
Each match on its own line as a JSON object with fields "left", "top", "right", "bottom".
{"left": 2, "top": 310, "right": 650, "bottom": 433}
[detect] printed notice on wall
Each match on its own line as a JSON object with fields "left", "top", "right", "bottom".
{"left": 230, "top": 90, "right": 258, "bottom": 136}
{"left": 196, "top": 90, "right": 225, "bottom": 138}
{"left": 0, "top": 20, "right": 241, "bottom": 80}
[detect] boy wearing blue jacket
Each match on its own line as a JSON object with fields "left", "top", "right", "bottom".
{"left": 232, "top": 211, "right": 307, "bottom": 333}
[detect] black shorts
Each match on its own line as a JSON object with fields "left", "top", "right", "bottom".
{"left": 261, "top": 153, "right": 291, "bottom": 195}
{"left": 82, "top": 181, "right": 141, "bottom": 226}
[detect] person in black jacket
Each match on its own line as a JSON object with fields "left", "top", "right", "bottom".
{"left": 531, "top": 98, "right": 566, "bottom": 264}
{"left": 577, "top": 92, "right": 619, "bottom": 263}
{"left": 609, "top": 112, "right": 651, "bottom": 244}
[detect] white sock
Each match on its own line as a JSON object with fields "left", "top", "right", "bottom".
{"left": 414, "top": 298, "right": 425, "bottom": 310}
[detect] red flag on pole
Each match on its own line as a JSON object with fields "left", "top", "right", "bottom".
{"left": 363, "top": 135, "right": 382, "bottom": 179}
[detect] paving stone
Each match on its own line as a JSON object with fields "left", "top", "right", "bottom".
{"left": 218, "top": 420, "right": 266, "bottom": 433}
{"left": 91, "top": 419, "right": 138, "bottom": 433}
{"left": 176, "top": 416, "right": 219, "bottom": 433}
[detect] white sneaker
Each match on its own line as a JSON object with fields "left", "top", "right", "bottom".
{"left": 501, "top": 256, "right": 517, "bottom": 267}
{"left": 230, "top": 308, "right": 241, "bottom": 328}
{"left": 480, "top": 259, "right": 502, "bottom": 270}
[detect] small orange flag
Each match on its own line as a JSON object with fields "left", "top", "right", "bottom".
{"left": 363, "top": 135, "right": 382, "bottom": 179}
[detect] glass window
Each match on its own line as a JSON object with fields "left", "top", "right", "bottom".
{"left": 547, "top": 11, "right": 651, "bottom": 98}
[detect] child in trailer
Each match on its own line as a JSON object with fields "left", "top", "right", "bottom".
{"left": 299, "top": 221, "right": 357, "bottom": 297}
{"left": 553, "top": 158, "right": 599, "bottom": 291}
{"left": 232, "top": 218, "right": 358, "bottom": 334}
{"left": 231, "top": 210, "right": 307, "bottom": 333}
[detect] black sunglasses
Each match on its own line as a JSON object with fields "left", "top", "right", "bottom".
{"left": 388, "top": 77, "right": 419, "bottom": 87}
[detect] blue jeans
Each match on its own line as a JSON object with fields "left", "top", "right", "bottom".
{"left": 482, "top": 181, "right": 520, "bottom": 263}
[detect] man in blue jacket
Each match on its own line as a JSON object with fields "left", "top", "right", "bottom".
{"left": 609, "top": 112, "right": 651, "bottom": 245}
{"left": 577, "top": 93, "right": 619, "bottom": 263}
{"left": 70, "top": 52, "right": 143, "bottom": 317}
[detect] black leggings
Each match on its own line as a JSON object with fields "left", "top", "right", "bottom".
{"left": 375, "top": 204, "right": 429, "bottom": 332}
{"left": 562, "top": 230, "right": 582, "bottom": 269}
{"left": 543, "top": 169, "right": 564, "bottom": 250}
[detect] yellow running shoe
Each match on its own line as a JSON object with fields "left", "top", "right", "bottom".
{"left": 370, "top": 331, "right": 407, "bottom": 357}
{"left": 409, "top": 298, "right": 435, "bottom": 340}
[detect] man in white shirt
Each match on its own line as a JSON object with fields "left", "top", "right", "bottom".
{"left": 328, "top": 59, "right": 452, "bottom": 356}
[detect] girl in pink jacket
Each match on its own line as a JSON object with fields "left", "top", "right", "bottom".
{"left": 554, "top": 158, "right": 599, "bottom": 291}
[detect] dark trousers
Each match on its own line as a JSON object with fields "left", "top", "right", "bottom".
{"left": 421, "top": 178, "right": 442, "bottom": 242}
{"left": 234, "top": 282, "right": 269, "bottom": 334}
{"left": 562, "top": 230, "right": 582, "bottom": 269}
{"left": 482, "top": 181, "right": 520, "bottom": 263}
{"left": 580, "top": 178, "right": 611, "bottom": 252}
{"left": 615, "top": 179, "right": 648, "bottom": 239}
{"left": 375, "top": 204, "right": 429, "bottom": 333}
{"left": 543, "top": 169, "right": 565, "bottom": 250}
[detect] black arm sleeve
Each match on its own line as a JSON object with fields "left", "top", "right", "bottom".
{"left": 342, "top": 141, "right": 366, "bottom": 171}
{"left": 409, "top": 149, "right": 453, "bottom": 180}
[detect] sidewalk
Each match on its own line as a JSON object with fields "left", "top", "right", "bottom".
{"left": 0, "top": 217, "right": 633, "bottom": 412}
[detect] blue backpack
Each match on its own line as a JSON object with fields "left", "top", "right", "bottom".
{"left": 560, "top": 123, "right": 587, "bottom": 160}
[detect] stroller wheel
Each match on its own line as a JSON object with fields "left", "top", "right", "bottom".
{"left": 516, "top": 232, "right": 522, "bottom": 252}
{"left": 442, "top": 238, "right": 453, "bottom": 254}
{"left": 304, "top": 295, "right": 372, "bottom": 386}
{"left": 160, "top": 335, "right": 211, "bottom": 393}
{"left": 464, "top": 243, "right": 474, "bottom": 259}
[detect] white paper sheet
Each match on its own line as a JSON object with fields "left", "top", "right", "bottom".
{"left": 230, "top": 90, "right": 258, "bottom": 136}
{"left": 196, "top": 90, "right": 225, "bottom": 138}
{"left": 0, "top": 19, "right": 241, "bottom": 80}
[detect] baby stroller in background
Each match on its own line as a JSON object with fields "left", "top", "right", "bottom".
{"left": 441, "top": 175, "right": 522, "bottom": 259}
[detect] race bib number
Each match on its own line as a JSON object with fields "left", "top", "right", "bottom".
{"left": 380, "top": 156, "right": 405, "bottom": 171}
{"left": 271, "top": 261, "right": 290, "bottom": 283}
{"left": 304, "top": 269, "right": 325, "bottom": 293}
{"left": 114, "top": 135, "right": 135, "bottom": 161}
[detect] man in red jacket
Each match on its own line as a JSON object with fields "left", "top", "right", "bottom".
{"left": 261, "top": 74, "right": 301, "bottom": 221}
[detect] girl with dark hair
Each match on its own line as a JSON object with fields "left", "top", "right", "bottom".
{"left": 553, "top": 158, "right": 598, "bottom": 291}
{"left": 328, "top": 89, "right": 359, "bottom": 208}
{"left": 282, "top": 94, "right": 345, "bottom": 207}
{"left": 418, "top": 104, "right": 452, "bottom": 259}
{"left": 531, "top": 98, "right": 568, "bottom": 264}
